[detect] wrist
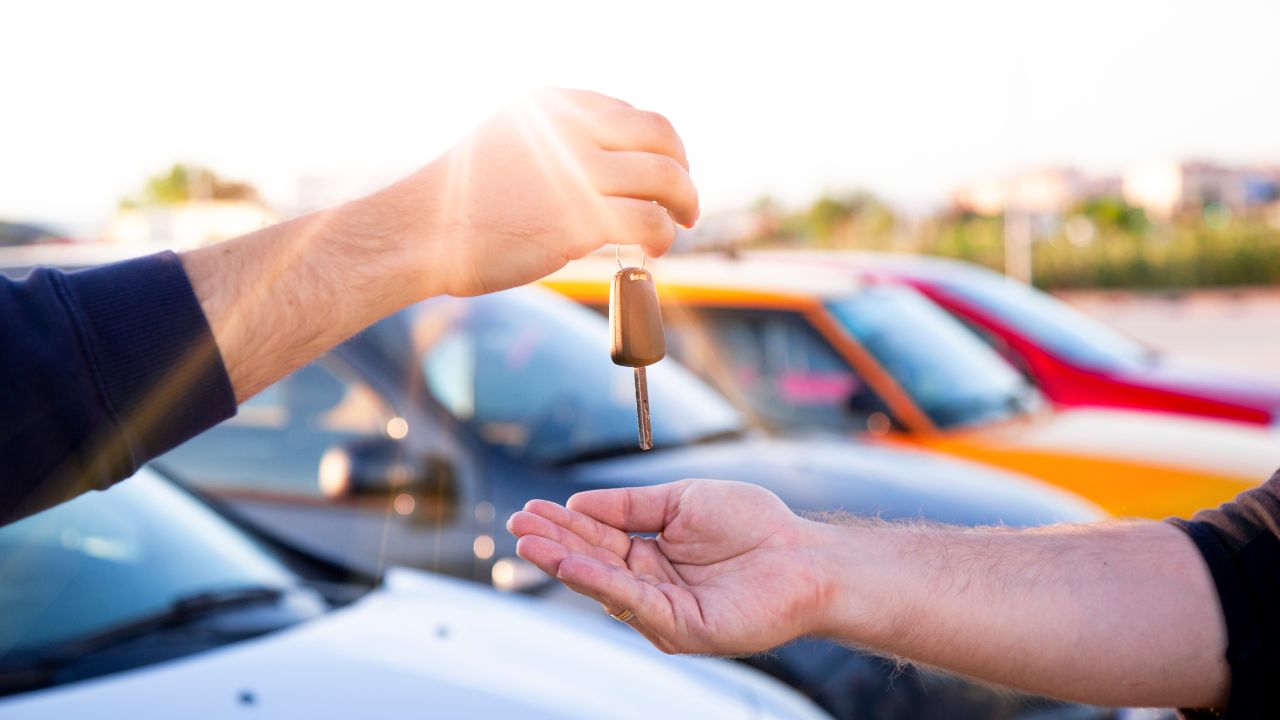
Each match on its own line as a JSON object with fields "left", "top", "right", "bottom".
{"left": 801, "top": 518, "right": 898, "bottom": 646}
{"left": 317, "top": 183, "right": 447, "bottom": 307}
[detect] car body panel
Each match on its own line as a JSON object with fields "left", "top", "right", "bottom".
{"left": 5, "top": 253, "right": 1113, "bottom": 719}
{"left": 899, "top": 408, "right": 1271, "bottom": 518}
{"left": 158, "top": 286, "right": 1111, "bottom": 719}
{"left": 838, "top": 252, "right": 1280, "bottom": 428}
{"left": 563, "top": 436, "right": 1103, "bottom": 527}
{"left": 918, "top": 283, "right": 1279, "bottom": 426}
{"left": 544, "top": 257, "right": 1280, "bottom": 519}
{"left": 1, "top": 567, "right": 823, "bottom": 719}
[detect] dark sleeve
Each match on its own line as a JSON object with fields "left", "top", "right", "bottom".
{"left": 0, "top": 251, "right": 237, "bottom": 523}
{"left": 1169, "top": 469, "right": 1280, "bottom": 720}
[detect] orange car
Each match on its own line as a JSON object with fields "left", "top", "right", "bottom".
{"left": 545, "top": 255, "right": 1280, "bottom": 519}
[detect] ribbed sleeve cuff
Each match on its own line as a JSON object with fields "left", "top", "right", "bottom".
{"left": 54, "top": 250, "right": 237, "bottom": 483}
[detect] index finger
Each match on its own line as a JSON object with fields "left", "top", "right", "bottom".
{"left": 566, "top": 480, "right": 693, "bottom": 534}
{"left": 574, "top": 107, "right": 690, "bottom": 172}
{"left": 519, "top": 499, "right": 633, "bottom": 559}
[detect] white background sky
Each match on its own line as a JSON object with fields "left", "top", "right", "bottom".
{"left": 3, "top": 0, "right": 1279, "bottom": 235}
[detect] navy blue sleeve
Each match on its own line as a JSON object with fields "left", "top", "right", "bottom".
{"left": 1170, "top": 470, "right": 1280, "bottom": 720}
{"left": 0, "top": 251, "right": 237, "bottom": 523}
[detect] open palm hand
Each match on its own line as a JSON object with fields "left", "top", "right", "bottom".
{"left": 508, "top": 479, "right": 829, "bottom": 655}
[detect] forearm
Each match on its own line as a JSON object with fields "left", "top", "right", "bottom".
{"left": 181, "top": 189, "right": 430, "bottom": 402}
{"left": 809, "top": 518, "right": 1229, "bottom": 709}
{"left": 180, "top": 88, "right": 694, "bottom": 404}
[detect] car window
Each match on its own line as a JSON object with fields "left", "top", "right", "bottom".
{"left": 0, "top": 469, "right": 300, "bottom": 655}
{"left": 934, "top": 265, "right": 1150, "bottom": 370}
{"left": 677, "top": 308, "right": 894, "bottom": 431}
{"left": 412, "top": 288, "right": 745, "bottom": 465}
{"left": 158, "top": 362, "right": 398, "bottom": 496}
{"left": 0, "top": 221, "right": 60, "bottom": 247}
{"left": 828, "top": 286, "right": 1038, "bottom": 429}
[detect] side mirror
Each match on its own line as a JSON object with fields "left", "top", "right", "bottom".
{"left": 318, "top": 438, "right": 457, "bottom": 521}
{"left": 864, "top": 410, "right": 899, "bottom": 436}
{"left": 844, "top": 391, "right": 900, "bottom": 435}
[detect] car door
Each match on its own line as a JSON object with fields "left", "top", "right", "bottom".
{"left": 154, "top": 359, "right": 477, "bottom": 579}
{"left": 669, "top": 307, "right": 899, "bottom": 435}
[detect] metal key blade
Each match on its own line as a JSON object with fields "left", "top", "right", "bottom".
{"left": 633, "top": 366, "right": 653, "bottom": 450}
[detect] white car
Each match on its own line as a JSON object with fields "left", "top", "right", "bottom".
{"left": 0, "top": 468, "right": 828, "bottom": 719}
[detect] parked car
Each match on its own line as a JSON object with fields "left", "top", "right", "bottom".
{"left": 544, "top": 256, "right": 1280, "bottom": 519}
{"left": 0, "top": 220, "right": 73, "bottom": 247}
{"left": 148, "top": 284, "right": 1111, "bottom": 719}
{"left": 778, "top": 251, "right": 1280, "bottom": 429}
{"left": 5, "top": 251, "right": 1114, "bottom": 718}
{"left": 0, "top": 466, "right": 829, "bottom": 719}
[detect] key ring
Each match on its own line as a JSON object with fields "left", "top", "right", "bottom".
{"left": 616, "top": 244, "right": 646, "bottom": 270}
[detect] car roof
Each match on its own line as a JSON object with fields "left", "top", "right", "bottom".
{"left": 545, "top": 253, "right": 865, "bottom": 301}
{"left": 0, "top": 243, "right": 163, "bottom": 278}
{"left": 741, "top": 249, "right": 997, "bottom": 284}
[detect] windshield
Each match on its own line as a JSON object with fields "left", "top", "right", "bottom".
{"left": 827, "top": 286, "right": 1037, "bottom": 429}
{"left": 410, "top": 287, "right": 745, "bottom": 465}
{"left": 934, "top": 265, "right": 1150, "bottom": 370}
{"left": 0, "top": 469, "right": 301, "bottom": 656}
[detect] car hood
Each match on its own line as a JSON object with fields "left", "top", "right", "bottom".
{"left": 962, "top": 408, "right": 1280, "bottom": 481}
{"left": 566, "top": 435, "right": 1103, "bottom": 527}
{"left": 915, "top": 408, "right": 1280, "bottom": 518}
{"left": 0, "top": 569, "right": 826, "bottom": 720}
{"left": 1114, "top": 357, "right": 1280, "bottom": 417}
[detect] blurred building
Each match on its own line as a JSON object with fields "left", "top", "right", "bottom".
{"left": 1122, "top": 160, "right": 1280, "bottom": 219}
{"left": 952, "top": 161, "right": 1280, "bottom": 222}
{"left": 951, "top": 168, "right": 1111, "bottom": 217}
{"left": 104, "top": 200, "right": 279, "bottom": 249}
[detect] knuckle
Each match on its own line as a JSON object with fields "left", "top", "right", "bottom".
{"left": 643, "top": 154, "right": 683, "bottom": 187}
{"left": 637, "top": 204, "right": 673, "bottom": 234}
{"left": 640, "top": 110, "right": 676, "bottom": 139}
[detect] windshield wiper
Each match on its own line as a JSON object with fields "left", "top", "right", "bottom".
{"left": 1009, "top": 382, "right": 1044, "bottom": 416}
{"left": 685, "top": 427, "right": 747, "bottom": 446}
{"left": 548, "top": 441, "right": 655, "bottom": 467}
{"left": 549, "top": 426, "right": 747, "bottom": 467}
{"left": 0, "top": 585, "right": 289, "bottom": 695}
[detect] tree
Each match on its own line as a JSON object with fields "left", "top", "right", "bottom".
{"left": 1073, "top": 196, "right": 1148, "bottom": 234}
{"left": 803, "top": 191, "right": 896, "bottom": 246}
{"left": 120, "top": 164, "right": 262, "bottom": 208}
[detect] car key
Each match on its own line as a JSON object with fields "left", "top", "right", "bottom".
{"left": 609, "top": 257, "right": 665, "bottom": 450}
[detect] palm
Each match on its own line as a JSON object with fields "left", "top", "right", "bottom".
{"left": 509, "top": 480, "right": 826, "bottom": 655}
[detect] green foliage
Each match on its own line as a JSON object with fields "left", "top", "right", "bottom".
{"left": 918, "top": 214, "right": 1005, "bottom": 271}
{"left": 749, "top": 191, "right": 898, "bottom": 250}
{"left": 1033, "top": 221, "right": 1280, "bottom": 289}
{"left": 1072, "top": 197, "right": 1149, "bottom": 234}
{"left": 749, "top": 193, "right": 1280, "bottom": 289}
{"left": 120, "top": 164, "right": 262, "bottom": 208}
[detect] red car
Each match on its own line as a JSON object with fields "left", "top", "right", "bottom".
{"left": 761, "top": 251, "right": 1280, "bottom": 429}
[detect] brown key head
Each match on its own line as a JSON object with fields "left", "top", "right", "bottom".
{"left": 609, "top": 266, "right": 666, "bottom": 367}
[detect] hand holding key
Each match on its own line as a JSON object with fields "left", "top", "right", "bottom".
{"left": 609, "top": 253, "right": 665, "bottom": 449}
{"left": 375, "top": 87, "right": 699, "bottom": 300}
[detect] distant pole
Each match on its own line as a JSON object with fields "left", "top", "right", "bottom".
{"left": 1003, "top": 207, "right": 1033, "bottom": 283}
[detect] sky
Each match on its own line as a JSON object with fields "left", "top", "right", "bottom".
{"left": 3, "top": 0, "right": 1280, "bottom": 235}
